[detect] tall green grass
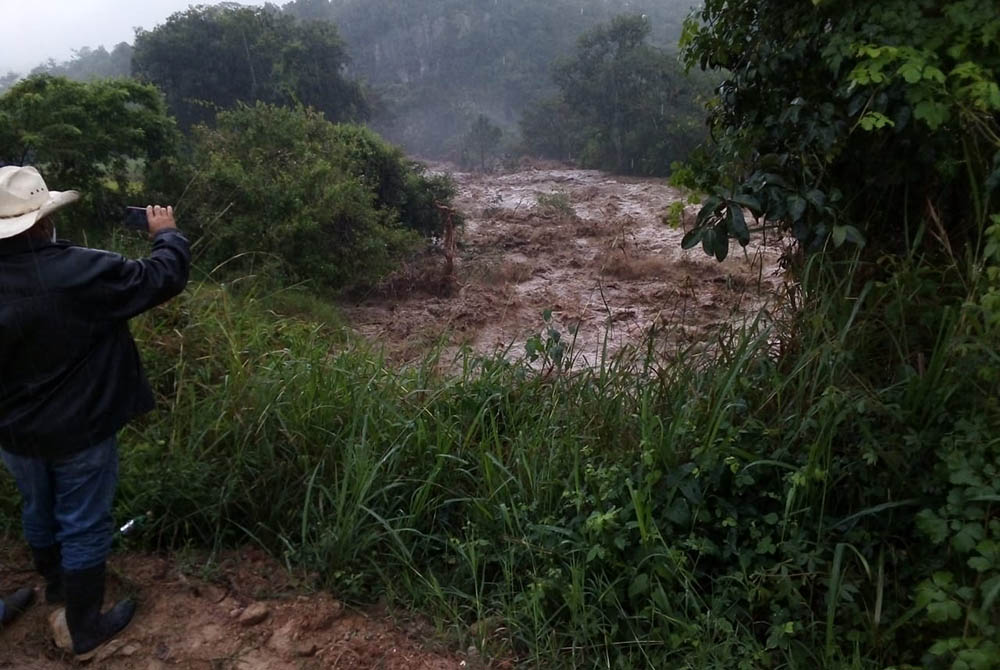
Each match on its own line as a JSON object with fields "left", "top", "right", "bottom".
{"left": 2, "top": 250, "right": 997, "bottom": 668}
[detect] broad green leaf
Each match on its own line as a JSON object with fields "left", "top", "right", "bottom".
{"left": 702, "top": 227, "right": 715, "bottom": 255}
{"left": 916, "top": 510, "right": 949, "bottom": 544}
{"left": 952, "top": 523, "right": 985, "bottom": 553}
{"left": 986, "top": 82, "right": 1000, "bottom": 110}
{"left": 913, "top": 100, "right": 951, "bottom": 128}
{"left": 727, "top": 204, "right": 750, "bottom": 246}
{"left": 842, "top": 225, "right": 866, "bottom": 247}
{"left": 586, "top": 545, "right": 602, "bottom": 563}
{"left": 898, "top": 62, "right": 922, "bottom": 84}
{"left": 681, "top": 227, "right": 705, "bottom": 250}
{"left": 932, "top": 571, "right": 955, "bottom": 589}
{"left": 967, "top": 556, "right": 992, "bottom": 572}
{"left": 923, "top": 66, "right": 946, "bottom": 83}
{"left": 950, "top": 466, "right": 983, "bottom": 487}
{"left": 713, "top": 227, "right": 729, "bottom": 261}
{"left": 832, "top": 225, "right": 847, "bottom": 247}
{"left": 729, "top": 193, "right": 762, "bottom": 211}
{"left": 804, "top": 189, "right": 826, "bottom": 209}
{"left": 787, "top": 194, "right": 807, "bottom": 222}
{"left": 755, "top": 535, "right": 776, "bottom": 554}
{"left": 926, "top": 599, "right": 962, "bottom": 622}
{"left": 947, "top": 43, "right": 967, "bottom": 60}
{"left": 930, "top": 639, "right": 961, "bottom": 655}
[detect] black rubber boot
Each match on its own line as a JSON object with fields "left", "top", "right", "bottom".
{"left": 0, "top": 587, "right": 36, "bottom": 627}
{"left": 63, "top": 563, "right": 136, "bottom": 661}
{"left": 31, "top": 544, "right": 64, "bottom": 604}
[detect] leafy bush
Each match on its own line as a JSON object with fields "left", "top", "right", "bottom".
{"left": 179, "top": 103, "right": 455, "bottom": 289}
{"left": 534, "top": 191, "right": 575, "bottom": 219}
{"left": 680, "top": 0, "right": 1000, "bottom": 258}
{"left": 0, "top": 74, "right": 179, "bottom": 230}
{"left": 913, "top": 423, "right": 1000, "bottom": 670}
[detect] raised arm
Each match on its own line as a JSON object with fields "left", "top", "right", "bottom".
{"left": 71, "top": 206, "right": 191, "bottom": 322}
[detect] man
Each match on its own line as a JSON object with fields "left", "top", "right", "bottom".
{"left": 0, "top": 166, "right": 190, "bottom": 659}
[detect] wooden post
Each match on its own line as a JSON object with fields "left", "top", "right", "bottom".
{"left": 435, "top": 203, "right": 458, "bottom": 292}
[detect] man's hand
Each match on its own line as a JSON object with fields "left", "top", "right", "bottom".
{"left": 146, "top": 205, "right": 177, "bottom": 238}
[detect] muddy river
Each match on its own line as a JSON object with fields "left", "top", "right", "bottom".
{"left": 344, "top": 164, "right": 785, "bottom": 367}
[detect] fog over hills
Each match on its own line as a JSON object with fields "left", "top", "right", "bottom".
{"left": 282, "top": 0, "right": 699, "bottom": 156}
{"left": 4, "top": 0, "right": 702, "bottom": 162}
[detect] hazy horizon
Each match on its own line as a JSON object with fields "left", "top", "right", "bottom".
{"left": 1, "top": 0, "right": 264, "bottom": 75}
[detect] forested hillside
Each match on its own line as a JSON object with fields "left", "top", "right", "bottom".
{"left": 282, "top": 0, "right": 699, "bottom": 159}
{"left": 2, "top": 0, "right": 703, "bottom": 170}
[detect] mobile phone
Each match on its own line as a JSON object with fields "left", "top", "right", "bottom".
{"left": 124, "top": 206, "right": 149, "bottom": 231}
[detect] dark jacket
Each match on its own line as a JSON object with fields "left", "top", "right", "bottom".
{"left": 0, "top": 229, "right": 190, "bottom": 459}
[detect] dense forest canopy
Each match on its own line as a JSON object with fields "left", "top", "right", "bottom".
{"left": 131, "top": 4, "right": 369, "bottom": 130}
{"left": 4, "top": 0, "right": 703, "bottom": 167}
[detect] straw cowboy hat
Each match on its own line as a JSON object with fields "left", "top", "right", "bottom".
{"left": 0, "top": 166, "right": 79, "bottom": 240}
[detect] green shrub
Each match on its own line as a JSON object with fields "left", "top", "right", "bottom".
{"left": 534, "top": 191, "right": 574, "bottom": 219}
{"left": 680, "top": 0, "right": 1000, "bottom": 258}
{"left": 179, "top": 103, "right": 455, "bottom": 289}
{"left": 0, "top": 74, "right": 179, "bottom": 231}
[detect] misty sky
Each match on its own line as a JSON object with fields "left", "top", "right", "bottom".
{"left": 1, "top": 0, "right": 264, "bottom": 75}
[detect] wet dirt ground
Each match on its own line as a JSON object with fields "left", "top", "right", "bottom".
{"left": 1, "top": 542, "right": 469, "bottom": 669}
{"left": 345, "top": 163, "right": 785, "bottom": 366}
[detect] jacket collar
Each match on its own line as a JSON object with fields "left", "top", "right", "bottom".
{"left": 0, "top": 235, "right": 60, "bottom": 256}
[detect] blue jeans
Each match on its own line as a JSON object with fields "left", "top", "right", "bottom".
{"left": 1, "top": 435, "right": 119, "bottom": 572}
